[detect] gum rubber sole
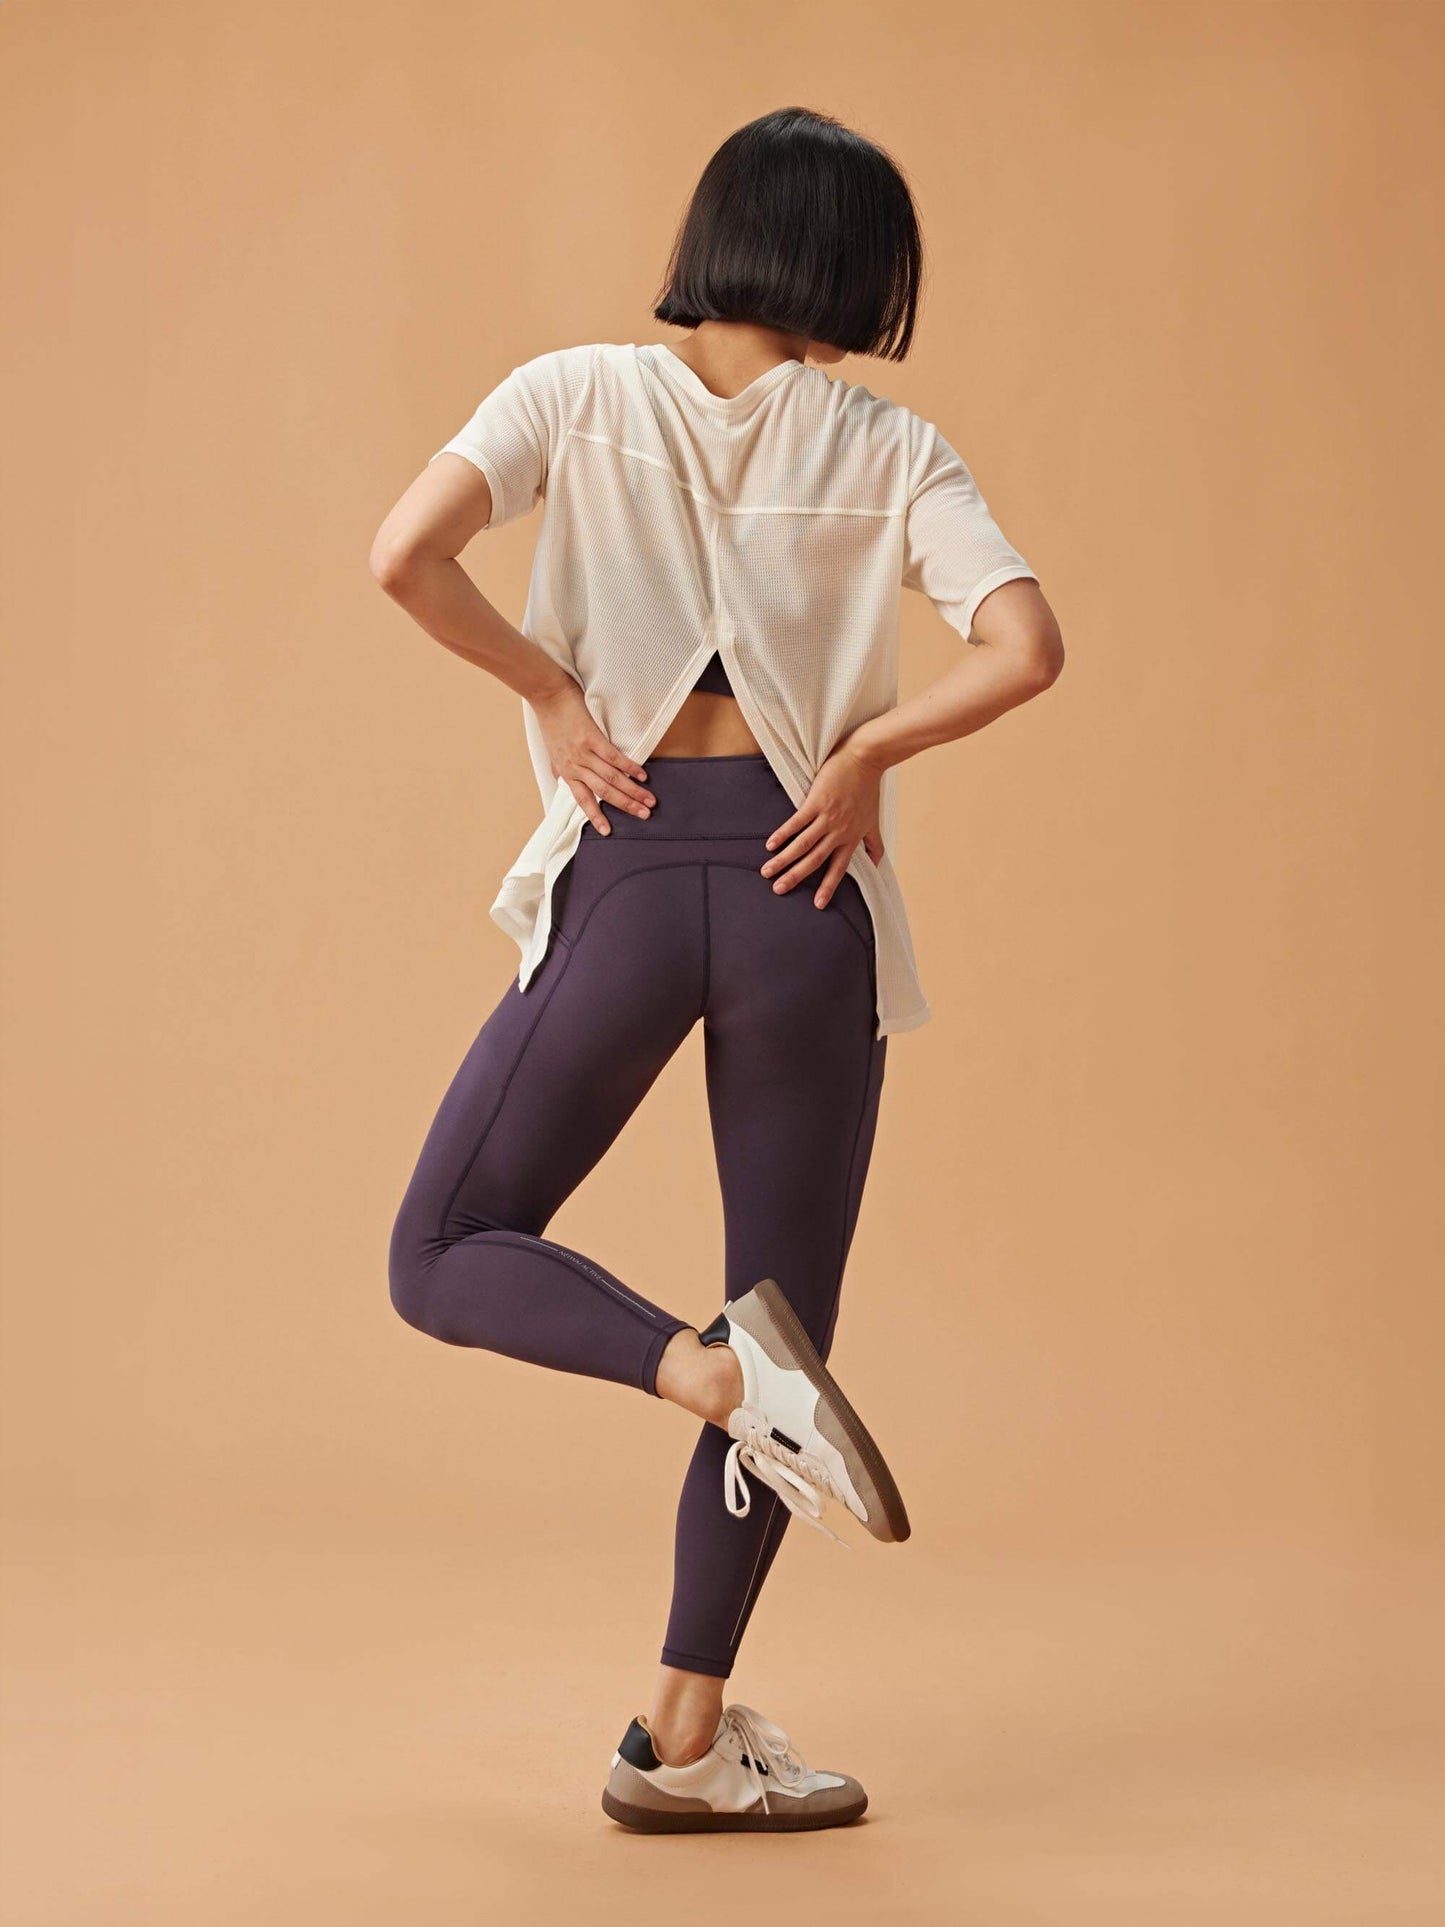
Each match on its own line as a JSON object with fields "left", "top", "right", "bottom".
{"left": 753, "top": 1275, "right": 912, "bottom": 1543}
{"left": 601, "top": 1787, "right": 868, "bottom": 1832}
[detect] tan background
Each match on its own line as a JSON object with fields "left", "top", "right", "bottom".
{"left": 3, "top": 2, "right": 1442, "bottom": 1921}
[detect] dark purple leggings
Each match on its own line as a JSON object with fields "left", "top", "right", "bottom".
{"left": 387, "top": 753, "right": 888, "bottom": 1678}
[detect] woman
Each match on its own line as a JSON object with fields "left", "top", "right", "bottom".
{"left": 370, "top": 105, "right": 1063, "bottom": 1833}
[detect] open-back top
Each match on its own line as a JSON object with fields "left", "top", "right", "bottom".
{"left": 428, "top": 341, "right": 1040, "bottom": 1036}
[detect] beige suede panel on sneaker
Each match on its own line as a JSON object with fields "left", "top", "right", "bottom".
{"left": 787, "top": 1776, "right": 866, "bottom": 1815}
{"left": 814, "top": 1400, "right": 871, "bottom": 1501}
{"left": 606, "top": 1759, "right": 720, "bottom": 1814}
{"left": 727, "top": 1287, "right": 796, "bottom": 1371}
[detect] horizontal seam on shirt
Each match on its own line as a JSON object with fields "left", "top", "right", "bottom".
{"left": 717, "top": 504, "right": 902, "bottom": 518}
{"left": 567, "top": 432, "right": 711, "bottom": 504}
{"left": 565, "top": 431, "right": 902, "bottom": 517}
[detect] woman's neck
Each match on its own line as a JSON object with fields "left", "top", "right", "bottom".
{"left": 664, "top": 322, "right": 808, "bottom": 400}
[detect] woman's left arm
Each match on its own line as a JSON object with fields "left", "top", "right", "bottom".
{"left": 761, "top": 578, "right": 1064, "bottom": 906}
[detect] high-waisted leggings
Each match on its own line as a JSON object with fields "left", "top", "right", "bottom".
{"left": 387, "top": 753, "right": 889, "bottom": 1678}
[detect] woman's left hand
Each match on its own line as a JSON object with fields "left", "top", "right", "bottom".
{"left": 761, "top": 735, "right": 887, "bottom": 908}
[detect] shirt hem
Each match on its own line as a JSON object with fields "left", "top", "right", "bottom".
{"left": 959, "top": 563, "right": 1040, "bottom": 639}
{"left": 876, "top": 1001, "right": 933, "bottom": 1037}
{"left": 429, "top": 443, "right": 508, "bottom": 527}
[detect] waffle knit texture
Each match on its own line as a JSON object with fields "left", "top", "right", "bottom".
{"left": 429, "top": 341, "right": 1040, "bottom": 1036}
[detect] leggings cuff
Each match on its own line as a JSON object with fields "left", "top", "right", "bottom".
{"left": 640, "top": 1317, "right": 692, "bottom": 1398}
{"left": 660, "top": 1645, "right": 732, "bottom": 1680}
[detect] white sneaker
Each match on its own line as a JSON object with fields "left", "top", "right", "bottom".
{"left": 699, "top": 1276, "right": 910, "bottom": 1544}
{"left": 601, "top": 1704, "right": 866, "bottom": 1833}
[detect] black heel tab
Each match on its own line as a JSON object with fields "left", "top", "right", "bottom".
{"left": 697, "top": 1311, "right": 732, "bottom": 1349}
{"left": 618, "top": 1717, "right": 662, "bottom": 1773}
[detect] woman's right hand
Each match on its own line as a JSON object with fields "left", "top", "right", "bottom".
{"left": 531, "top": 677, "right": 655, "bottom": 834}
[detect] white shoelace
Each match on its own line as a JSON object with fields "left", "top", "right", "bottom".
{"left": 722, "top": 1404, "right": 848, "bottom": 1545}
{"left": 719, "top": 1704, "right": 810, "bottom": 1815}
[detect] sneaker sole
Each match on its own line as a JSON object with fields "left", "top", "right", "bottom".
{"left": 751, "top": 1276, "right": 911, "bottom": 1544}
{"left": 601, "top": 1786, "right": 867, "bottom": 1832}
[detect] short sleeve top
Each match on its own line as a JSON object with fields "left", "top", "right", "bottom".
{"left": 428, "top": 341, "right": 1040, "bottom": 1036}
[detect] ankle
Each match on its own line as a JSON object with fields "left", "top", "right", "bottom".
{"left": 655, "top": 1329, "right": 743, "bottom": 1427}
{"left": 647, "top": 1717, "right": 716, "bottom": 1768}
{"left": 647, "top": 1665, "right": 725, "bottom": 1766}
{"left": 701, "top": 1343, "right": 743, "bottom": 1426}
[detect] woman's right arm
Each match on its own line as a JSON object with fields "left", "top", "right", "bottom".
{"left": 368, "top": 454, "right": 654, "bottom": 831}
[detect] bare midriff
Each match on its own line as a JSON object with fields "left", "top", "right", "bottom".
{"left": 650, "top": 690, "right": 764, "bottom": 758}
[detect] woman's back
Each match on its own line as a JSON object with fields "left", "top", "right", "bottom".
{"left": 428, "top": 335, "right": 1038, "bottom": 1034}
{"left": 432, "top": 339, "right": 1035, "bottom": 817}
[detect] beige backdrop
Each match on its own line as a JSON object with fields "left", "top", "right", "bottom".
{"left": 3, "top": 2, "right": 1442, "bottom": 1922}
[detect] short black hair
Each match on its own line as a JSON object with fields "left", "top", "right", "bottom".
{"left": 652, "top": 107, "right": 923, "bottom": 361}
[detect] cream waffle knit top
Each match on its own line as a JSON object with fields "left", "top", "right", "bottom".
{"left": 429, "top": 340, "right": 1040, "bottom": 1036}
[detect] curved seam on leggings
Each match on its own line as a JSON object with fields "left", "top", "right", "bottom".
{"left": 599, "top": 838, "right": 880, "bottom": 956}
{"left": 562, "top": 853, "right": 874, "bottom": 966}
{"left": 440, "top": 863, "right": 702, "bottom": 1240}
{"left": 711, "top": 860, "right": 875, "bottom": 961}
{"left": 463, "top": 1228, "right": 665, "bottom": 1326}
{"left": 696, "top": 859, "right": 877, "bottom": 961}
{"left": 435, "top": 934, "right": 583, "bottom": 1237}
{"left": 543, "top": 859, "right": 712, "bottom": 969}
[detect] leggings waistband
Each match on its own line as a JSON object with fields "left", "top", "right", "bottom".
{"left": 588, "top": 751, "right": 794, "bottom": 842}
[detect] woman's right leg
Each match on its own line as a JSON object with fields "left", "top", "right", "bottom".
{"left": 388, "top": 838, "right": 711, "bottom": 1396}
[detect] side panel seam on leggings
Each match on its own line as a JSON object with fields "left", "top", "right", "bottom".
{"left": 465, "top": 1228, "right": 665, "bottom": 1326}
{"left": 822, "top": 1033, "right": 886, "bottom": 1362}
{"left": 702, "top": 859, "right": 876, "bottom": 962}
{"left": 727, "top": 1498, "right": 793, "bottom": 1659}
{"left": 700, "top": 866, "right": 712, "bottom": 1019}
{"left": 534, "top": 860, "right": 714, "bottom": 977}
{"left": 438, "top": 862, "right": 702, "bottom": 1239}
{"left": 727, "top": 1490, "right": 782, "bottom": 1651}
{"left": 728, "top": 1029, "right": 882, "bottom": 1650}
{"left": 433, "top": 939, "right": 581, "bottom": 1239}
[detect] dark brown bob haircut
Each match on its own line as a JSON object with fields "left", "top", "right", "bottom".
{"left": 652, "top": 106, "right": 924, "bottom": 361}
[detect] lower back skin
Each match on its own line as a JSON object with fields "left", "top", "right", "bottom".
{"left": 651, "top": 690, "right": 764, "bottom": 758}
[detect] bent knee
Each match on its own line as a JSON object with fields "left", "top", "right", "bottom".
{"left": 388, "top": 1214, "right": 440, "bottom": 1335}
{"left": 387, "top": 1207, "right": 522, "bottom": 1346}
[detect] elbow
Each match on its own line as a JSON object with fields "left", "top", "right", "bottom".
{"left": 1019, "top": 613, "right": 1065, "bottom": 694}
{"left": 369, "top": 534, "right": 422, "bottom": 598}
